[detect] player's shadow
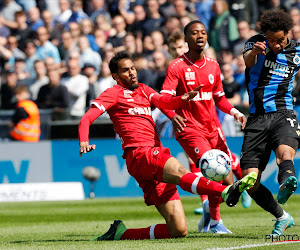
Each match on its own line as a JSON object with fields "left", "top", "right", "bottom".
{"left": 187, "top": 233, "right": 260, "bottom": 240}
{"left": 11, "top": 235, "right": 95, "bottom": 244}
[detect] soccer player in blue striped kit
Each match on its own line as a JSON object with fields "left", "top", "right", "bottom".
{"left": 242, "top": 9, "right": 300, "bottom": 236}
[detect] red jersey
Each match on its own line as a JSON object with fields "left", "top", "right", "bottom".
{"left": 161, "top": 54, "right": 233, "bottom": 138}
{"left": 90, "top": 83, "right": 183, "bottom": 150}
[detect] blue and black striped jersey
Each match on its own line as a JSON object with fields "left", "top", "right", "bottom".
{"left": 243, "top": 34, "right": 300, "bottom": 114}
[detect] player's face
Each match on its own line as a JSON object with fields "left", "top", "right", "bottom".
{"left": 115, "top": 58, "right": 139, "bottom": 90}
{"left": 169, "top": 39, "right": 188, "bottom": 59}
{"left": 185, "top": 23, "right": 207, "bottom": 52}
{"left": 265, "top": 30, "right": 289, "bottom": 54}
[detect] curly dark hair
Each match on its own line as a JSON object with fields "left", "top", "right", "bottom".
{"left": 259, "top": 9, "right": 294, "bottom": 34}
{"left": 109, "top": 51, "right": 132, "bottom": 74}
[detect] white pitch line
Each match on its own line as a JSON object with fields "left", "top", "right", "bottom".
{"left": 207, "top": 240, "right": 300, "bottom": 250}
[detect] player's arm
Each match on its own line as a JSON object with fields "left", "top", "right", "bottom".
{"left": 243, "top": 41, "right": 266, "bottom": 68}
{"left": 214, "top": 93, "right": 247, "bottom": 130}
{"left": 79, "top": 89, "right": 116, "bottom": 156}
{"left": 150, "top": 85, "right": 202, "bottom": 109}
{"left": 79, "top": 106, "right": 103, "bottom": 156}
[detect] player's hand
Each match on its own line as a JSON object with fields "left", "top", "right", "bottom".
{"left": 172, "top": 115, "right": 187, "bottom": 132}
{"left": 251, "top": 41, "right": 266, "bottom": 56}
{"left": 234, "top": 113, "right": 247, "bottom": 130}
{"left": 79, "top": 141, "right": 96, "bottom": 157}
{"left": 181, "top": 85, "right": 203, "bottom": 102}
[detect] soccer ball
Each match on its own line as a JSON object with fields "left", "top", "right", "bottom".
{"left": 199, "top": 149, "right": 231, "bottom": 182}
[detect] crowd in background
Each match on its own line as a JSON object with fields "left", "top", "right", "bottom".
{"left": 0, "top": 0, "right": 300, "bottom": 136}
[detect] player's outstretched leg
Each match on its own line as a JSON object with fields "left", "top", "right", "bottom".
{"left": 92, "top": 220, "right": 127, "bottom": 241}
{"left": 277, "top": 176, "right": 298, "bottom": 205}
{"left": 222, "top": 172, "right": 257, "bottom": 207}
{"left": 271, "top": 212, "right": 295, "bottom": 236}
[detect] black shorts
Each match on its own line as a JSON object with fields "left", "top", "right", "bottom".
{"left": 240, "top": 111, "right": 300, "bottom": 171}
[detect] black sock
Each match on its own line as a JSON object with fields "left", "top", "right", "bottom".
{"left": 249, "top": 184, "right": 283, "bottom": 218}
{"left": 278, "top": 160, "right": 295, "bottom": 185}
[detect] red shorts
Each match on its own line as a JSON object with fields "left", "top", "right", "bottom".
{"left": 125, "top": 146, "right": 180, "bottom": 207}
{"left": 176, "top": 126, "right": 234, "bottom": 168}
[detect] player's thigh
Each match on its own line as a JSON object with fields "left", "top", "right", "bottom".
{"left": 157, "top": 199, "right": 187, "bottom": 237}
{"left": 240, "top": 115, "right": 271, "bottom": 171}
{"left": 176, "top": 130, "right": 212, "bottom": 164}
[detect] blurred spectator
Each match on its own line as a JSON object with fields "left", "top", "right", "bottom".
{"left": 0, "top": 70, "right": 17, "bottom": 109}
{"left": 54, "top": 0, "right": 72, "bottom": 31}
{"left": 14, "top": 58, "right": 31, "bottom": 85}
{"left": 233, "top": 54, "right": 246, "bottom": 88}
{"left": 233, "top": 20, "right": 255, "bottom": 57}
{"left": 167, "top": 31, "right": 188, "bottom": 59}
{"left": 228, "top": 0, "right": 259, "bottom": 30}
{"left": 58, "top": 30, "right": 76, "bottom": 62}
{"left": 78, "top": 35, "right": 102, "bottom": 75}
{"left": 93, "top": 28, "right": 107, "bottom": 58}
{"left": 41, "top": 10, "right": 59, "bottom": 41}
{"left": 107, "top": 15, "right": 127, "bottom": 51}
{"left": 173, "top": 0, "right": 198, "bottom": 20}
{"left": 0, "top": 0, "right": 22, "bottom": 22}
{"left": 291, "top": 24, "right": 300, "bottom": 42}
{"left": 162, "top": 16, "right": 182, "bottom": 39}
{"left": 82, "top": 63, "right": 98, "bottom": 107}
{"left": 209, "top": 0, "right": 239, "bottom": 55}
{"left": 289, "top": 7, "right": 300, "bottom": 26}
{"left": 221, "top": 63, "right": 241, "bottom": 136}
{"left": 9, "top": 85, "right": 40, "bottom": 142}
{"left": 1, "top": 35, "right": 26, "bottom": 70}
{"left": 89, "top": 0, "right": 111, "bottom": 23}
{"left": 96, "top": 60, "right": 116, "bottom": 96}
{"left": 16, "top": 0, "right": 36, "bottom": 12}
{"left": 219, "top": 49, "right": 234, "bottom": 66}
{"left": 36, "top": 68, "right": 70, "bottom": 114}
{"left": 116, "top": 0, "right": 135, "bottom": 25}
{"left": 45, "top": 57, "right": 59, "bottom": 72}
{"left": 68, "top": 21, "right": 81, "bottom": 44}
{"left": 129, "top": 4, "right": 146, "bottom": 36}
{"left": 28, "top": 7, "right": 45, "bottom": 31}
{"left": 66, "top": 0, "right": 89, "bottom": 29}
{"left": 195, "top": 0, "right": 214, "bottom": 32}
{"left": 24, "top": 40, "right": 39, "bottom": 79}
{"left": 151, "top": 50, "right": 168, "bottom": 91}
{"left": 44, "top": 0, "right": 60, "bottom": 17}
{"left": 0, "top": 19, "right": 11, "bottom": 39}
{"left": 124, "top": 32, "right": 140, "bottom": 55}
{"left": 141, "top": 0, "right": 166, "bottom": 38}
{"left": 132, "top": 53, "right": 154, "bottom": 87}
{"left": 144, "top": 30, "right": 169, "bottom": 57}
{"left": 95, "top": 14, "right": 116, "bottom": 38}
{"left": 36, "top": 26, "right": 61, "bottom": 64}
{"left": 29, "top": 59, "right": 48, "bottom": 101}
{"left": 61, "top": 58, "right": 89, "bottom": 118}
{"left": 12, "top": 11, "right": 35, "bottom": 51}
{"left": 80, "top": 19, "right": 97, "bottom": 51}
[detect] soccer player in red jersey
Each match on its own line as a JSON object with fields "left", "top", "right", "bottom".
{"left": 78, "top": 51, "right": 256, "bottom": 240}
{"left": 161, "top": 20, "right": 247, "bottom": 234}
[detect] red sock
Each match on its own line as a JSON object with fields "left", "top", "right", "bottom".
{"left": 189, "top": 162, "right": 200, "bottom": 173}
{"left": 231, "top": 154, "right": 242, "bottom": 180}
{"left": 200, "top": 194, "right": 208, "bottom": 201}
{"left": 120, "top": 224, "right": 170, "bottom": 240}
{"left": 179, "top": 173, "right": 225, "bottom": 196}
{"left": 208, "top": 195, "right": 222, "bottom": 221}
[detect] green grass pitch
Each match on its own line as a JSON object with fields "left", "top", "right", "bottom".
{"left": 0, "top": 195, "right": 300, "bottom": 250}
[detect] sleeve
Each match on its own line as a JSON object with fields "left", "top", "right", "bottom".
{"left": 213, "top": 65, "right": 234, "bottom": 114}
{"left": 91, "top": 87, "right": 117, "bottom": 112}
{"left": 160, "top": 63, "right": 179, "bottom": 96}
{"left": 11, "top": 107, "right": 29, "bottom": 124}
{"left": 78, "top": 106, "right": 103, "bottom": 142}
{"left": 143, "top": 84, "right": 185, "bottom": 110}
{"left": 243, "top": 34, "right": 265, "bottom": 55}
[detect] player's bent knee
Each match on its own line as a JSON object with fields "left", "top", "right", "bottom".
{"left": 169, "top": 226, "right": 188, "bottom": 238}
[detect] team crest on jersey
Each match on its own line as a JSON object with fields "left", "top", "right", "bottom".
{"left": 293, "top": 55, "right": 300, "bottom": 65}
{"left": 153, "top": 150, "right": 159, "bottom": 155}
{"left": 185, "top": 68, "right": 195, "bottom": 81}
{"left": 208, "top": 74, "right": 214, "bottom": 84}
{"left": 195, "top": 147, "right": 199, "bottom": 154}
